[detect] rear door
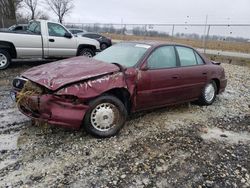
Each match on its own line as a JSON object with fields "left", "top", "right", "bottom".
{"left": 175, "top": 46, "right": 208, "bottom": 100}
{"left": 136, "top": 45, "right": 183, "bottom": 110}
{"left": 46, "top": 22, "right": 77, "bottom": 57}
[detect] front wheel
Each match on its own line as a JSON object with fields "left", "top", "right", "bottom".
{"left": 83, "top": 95, "right": 127, "bottom": 137}
{"left": 100, "top": 43, "right": 108, "bottom": 50}
{"left": 79, "top": 48, "right": 94, "bottom": 58}
{"left": 0, "top": 49, "right": 11, "bottom": 70}
{"left": 198, "top": 81, "right": 217, "bottom": 105}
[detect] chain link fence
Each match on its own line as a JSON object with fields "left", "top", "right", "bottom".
{"left": 65, "top": 23, "right": 250, "bottom": 58}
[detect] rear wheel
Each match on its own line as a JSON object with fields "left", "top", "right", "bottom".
{"left": 79, "top": 48, "right": 94, "bottom": 58}
{"left": 0, "top": 49, "right": 11, "bottom": 70}
{"left": 83, "top": 95, "right": 127, "bottom": 137}
{"left": 198, "top": 81, "right": 217, "bottom": 105}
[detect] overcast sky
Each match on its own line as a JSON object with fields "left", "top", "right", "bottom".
{"left": 64, "top": 0, "right": 250, "bottom": 24}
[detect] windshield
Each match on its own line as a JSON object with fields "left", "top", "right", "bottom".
{"left": 94, "top": 43, "right": 151, "bottom": 67}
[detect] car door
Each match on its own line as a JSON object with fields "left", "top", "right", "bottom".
{"left": 175, "top": 46, "right": 208, "bottom": 100}
{"left": 136, "top": 45, "right": 183, "bottom": 110}
{"left": 47, "top": 22, "right": 77, "bottom": 57}
{"left": 15, "top": 21, "right": 43, "bottom": 58}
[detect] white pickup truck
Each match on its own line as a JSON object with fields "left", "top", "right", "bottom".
{"left": 0, "top": 20, "right": 101, "bottom": 69}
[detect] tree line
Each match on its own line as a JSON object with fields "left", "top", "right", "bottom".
{"left": 0, "top": 0, "right": 74, "bottom": 28}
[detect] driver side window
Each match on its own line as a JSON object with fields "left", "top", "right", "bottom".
{"left": 48, "top": 23, "right": 68, "bottom": 37}
{"left": 147, "top": 46, "right": 177, "bottom": 69}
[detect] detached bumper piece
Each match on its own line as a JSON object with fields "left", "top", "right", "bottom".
{"left": 18, "top": 94, "right": 89, "bottom": 129}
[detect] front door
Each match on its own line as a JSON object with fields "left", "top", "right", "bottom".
{"left": 136, "top": 45, "right": 183, "bottom": 110}
{"left": 47, "top": 22, "right": 77, "bottom": 57}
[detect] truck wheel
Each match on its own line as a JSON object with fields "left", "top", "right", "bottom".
{"left": 83, "top": 95, "right": 127, "bottom": 138}
{"left": 0, "top": 49, "right": 11, "bottom": 70}
{"left": 79, "top": 48, "right": 94, "bottom": 58}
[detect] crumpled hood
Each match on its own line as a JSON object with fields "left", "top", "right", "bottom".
{"left": 22, "top": 56, "right": 119, "bottom": 91}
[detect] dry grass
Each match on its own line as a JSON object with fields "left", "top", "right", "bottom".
{"left": 104, "top": 33, "right": 250, "bottom": 54}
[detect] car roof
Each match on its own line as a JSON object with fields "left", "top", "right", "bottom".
{"left": 82, "top": 32, "right": 101, "bottom": 35}
{"left": 121, "top": 40, "right": 194, "bottom": 49}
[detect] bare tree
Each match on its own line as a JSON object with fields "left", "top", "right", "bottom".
{"left": 36, "top": 11, "right": 50, "bottom": 20}
{"left": 0, "top": 0, "right": 23, "bottom": 27}
{"left": 23, "top": 0, "right": 38, "bottom": 20}
{"left": 46, "top": 0, "right": 74, "bottom": 23}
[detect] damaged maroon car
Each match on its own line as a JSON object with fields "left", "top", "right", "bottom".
{"left": 11, "top": 42, "right": 227, "bottom": 137}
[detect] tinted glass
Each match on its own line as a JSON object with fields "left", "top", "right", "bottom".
{"left": 94, "top": 43, "right": 150, "bottom": 67}
{"left": 93, "top": 34, "right": 100, "bottom": 38}
{"left": 84, "top": 34, "right": 93, "bottom": 38}
{"left": 70, "top": 30, "right": 76, "bottom": 34}
{"left": 176, "top": 46, "right": 197, "bottom": 66}
{"left": 48, "top": 23, "right": 68, "bottom": 37}
{"left": 195, "top": 52, "right": 204, "bottom": 65}
{"left": 147, "top": 46, "right": 177, "bottom": 69}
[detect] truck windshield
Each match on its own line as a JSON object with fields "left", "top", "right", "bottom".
{"left": 94, "top": 43, "right": 151, "bottom": 67}
{"left": 27, "top": 21, "right": 41, "bottom": 34}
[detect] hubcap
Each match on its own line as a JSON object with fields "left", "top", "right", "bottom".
{"left": 81, "top": 51, "right": 92, "bottom": 58}
{"left": 90, "top": 103, "right": 118, "bottom": 132}
{"left": 101, "top": 44, "right": 107, "bottom": 50}
{"left": 204, "top": 83, "right": 215, "bottom": 102}
{"left": 0, "top": 53, "right": 7, "bottom": 68}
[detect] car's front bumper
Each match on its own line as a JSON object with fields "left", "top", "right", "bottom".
{"left": 14, "top": 92, "right": 89, "bottom": 129}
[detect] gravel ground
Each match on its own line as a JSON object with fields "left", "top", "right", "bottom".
{"left": 0, "top": 61, "right": 249, "bottom": 188}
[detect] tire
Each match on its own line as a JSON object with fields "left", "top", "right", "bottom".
{"left": 100, "top": 43, "right": 108, "bottom": 50}
{"left": 78, "top": 48, "right": 94, "bottom": 58}
{"left": 198, "top": 81, "right": 217, "bottom": 105}
{"left": 0, "top": 49, "right": 11, "bottom": 70}
{"left": 83, "top": 95, "right": 127, "bottom": 138}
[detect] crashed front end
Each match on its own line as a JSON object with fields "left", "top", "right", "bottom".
{"left": 11, "top": 71, "right": 129, "bottom": 129}
{"left": 11, "top": 78, "right": 89, "bottom": 129}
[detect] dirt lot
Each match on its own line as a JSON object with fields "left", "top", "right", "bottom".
{"left": 0, "top": 61, "right": 249, "bottom": 188}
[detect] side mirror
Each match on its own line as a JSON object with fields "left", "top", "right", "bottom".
{"left": 64, "top": 32, "right": 72, "bottom": 38}
{"left": 140, "top": 62, "right": 148, "bottom": 71}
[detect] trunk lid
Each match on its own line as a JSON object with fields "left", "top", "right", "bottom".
{"left": 22, "top": 56, "right": 119, "bottom": 91}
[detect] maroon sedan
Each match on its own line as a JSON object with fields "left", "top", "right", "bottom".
{"left": 12, "top": 42, "right": 227, "bottom": 137}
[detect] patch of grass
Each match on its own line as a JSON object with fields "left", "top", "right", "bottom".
{"left": 104, "top": 33, "right": 250, "bottom": 54}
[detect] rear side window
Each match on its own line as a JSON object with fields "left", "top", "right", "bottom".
{"left": 48, "top": 23, "right": 68, "bottom": 37}
{"left": 147, "top": 46, "right": 177, "bottom": 69}
{"left": 176, "top": 46, "right": 197, "bottom": 66}
{"left": 27, "top": 21, "right": 41, "bottom": 34}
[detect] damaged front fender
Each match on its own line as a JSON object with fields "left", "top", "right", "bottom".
{"left": 55, "top": 72, "right": 132, "bottom": 100}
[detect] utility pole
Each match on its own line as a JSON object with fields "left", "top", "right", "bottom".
{"left": 203, "top": 15, "right": 208, "bottom": 53}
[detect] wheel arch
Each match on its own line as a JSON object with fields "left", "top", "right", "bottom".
{"left": 103, "top": 87, "right": 132, "bottom": 113}
{"left": 211, "top": 78, "right": 220, "bottom": 94}
{"left": 0, "top": 41, "right": 17, "bottom": 58}
{"left": 77, "top": 44, "right": 96, "bottom": 56}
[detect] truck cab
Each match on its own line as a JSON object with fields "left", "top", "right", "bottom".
{"left": 0, "top": 20, "right": 100, "bottom": 69}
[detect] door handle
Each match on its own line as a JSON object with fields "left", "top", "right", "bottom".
{"left": 202, "top": 72, "right": 207, "bottom": 75}
{"left": 49, "top": 39, "right": 55, "bottom": 42}
{"left": 172, "top": 75, "right": 179, "bottom": 79}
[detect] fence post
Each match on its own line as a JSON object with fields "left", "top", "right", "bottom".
{"left": 171, "top": 24, "right": 175, "bottom": 37}
{"left": 203, "top": 25, "right": 211, "bottom": 54}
